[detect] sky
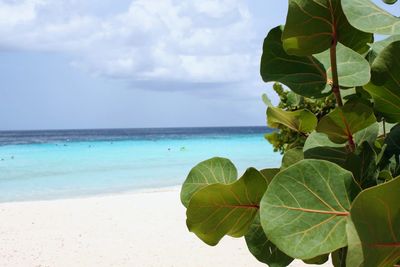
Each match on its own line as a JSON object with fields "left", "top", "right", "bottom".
{"left": 0, "top": 1, "right": 396, "bottom": 130}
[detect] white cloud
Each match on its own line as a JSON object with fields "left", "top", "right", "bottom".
{"left": 0, "top": 0, "right": 260, "bottom": 88}
{"left": 0, "top": 0, "right": 42, "bottom": 27}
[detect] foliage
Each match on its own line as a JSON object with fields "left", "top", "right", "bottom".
{"left": 264, "top": 83, "right": 335, "bottom": 153}
{"left": 181, "top": 1, "right": 400, "bottom": 266}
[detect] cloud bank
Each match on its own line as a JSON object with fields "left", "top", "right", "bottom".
{"left": 0, "top": 0, "right": 260, "bottom": 89}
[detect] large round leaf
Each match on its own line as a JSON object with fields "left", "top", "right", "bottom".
{"left": 245, "top": 214, "right": 293, "bottom": 267}
{"left": 314, "top": 43, "right": 371, "bottom": 88}
{"left": 316, "top": 101, "right": 376, "bottom": 144}
{"left": 261, "top": 26, "right": 329, "bottom": 98}
{"left": 180, "top": 157, "right": 237, "bottom": 207}
{"left": 267, "top": 107, "right": 318, "bottom": 133}
{"left": 186, "top": 168, "right": 267, "bottom": 246}
{"left": 283, "top": 0, "right": 372, "bottom": 56}
{"left": 342, "top": 0, "right": 400, "bottom": 35}
{"left": 364, "top": 41, "right": 400, "bottom": 123}
{"left": 346, "top": 218, "right": 363, "bottom": 267}
{"left": 350, "top": 177, "right": 400, "bottom": 267}
{"left": 260, "top": 159, "right": 361, "bottom": 259}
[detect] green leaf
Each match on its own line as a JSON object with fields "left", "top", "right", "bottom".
{"left": 287, "top": 91, "right": 303, "bottom": 106}
{"left": 245, "top": 214, "right": 293, "bottom": 267}
{"left": 180, "top": 157, "right": 237, "bottom": 207}
{"left": 267, "top": 107, "right": 318, "bottom": 133}
{"left": 364, "top": 41, "right": 400, "bottom": 123}
{"left": 283, "top": 0, "right": 372, "bottom": 56}
{"left": 342, "top": 0, "right": 400, "bottom": 35}
{"left": 282, "top": 148, "right": 304, "bottom": 170}
{"left": 369, "top": 35, "right": 400, "bottom": 62}
{"left": 260, "top": 168, "right": 281, "bottom": 185}
{"left": 350, "top": 177, "right": 400, "bottom": 267}
{"left": 344, "top": 142, "right": 378, "bottom": 189}
{"left": 303, "top": 132, "right": 343, "bottom": 151}
{"left": 332, "top": 248, "right": 348, "bottom": 267}
{"left": 378, "top": 170, "right": 394, "bottom": 182}
{"left": 186, "top": 168, "right": 267, "bottom": 246}
{"left": 316, "top": 101, "right": 376, "bottom": 144}
{"left": 303, "top": 254, "right": 330, "bottom": 265}
{"left": 314, "top": 43, "right": 371, "bottom": 88}
{"left": 382, "top": 0, "right": 398, "bottom": 4}
{"left": 260, "top": 26, "right": 329, "bottom": 98}
{"left": 346, "top": 218, "right": 364, "bottom": 267}
{"left": 304, "top": 132, "right": 348, "bottom": 172}
{"left": 260, "top": 159, "right": 361, "bottom": 259}
{"left": 354, "top": 122, "right": 379, "bottom": 146}
{"left": 262, "top": 93, "right": 273, "bottom": 107}
{"left": 304, "top": 146, "right": 349, "bottom": 166}
{"left": 385, "top": 125, "right": 400, "bottom": 157}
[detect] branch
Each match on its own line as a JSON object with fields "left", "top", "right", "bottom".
{"left": 329, "top": 40, "right": 343, "bottom": 107}
{"left": 330, "top": 29, "right": 355, "bottom": 152}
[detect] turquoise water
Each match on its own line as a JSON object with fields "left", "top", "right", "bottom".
{"left": 0, "top": 131, "right": 280, "bottom": 202}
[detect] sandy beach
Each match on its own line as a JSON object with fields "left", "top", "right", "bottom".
{"left": 0, "top": 189, "right": 331, "bottom": 267}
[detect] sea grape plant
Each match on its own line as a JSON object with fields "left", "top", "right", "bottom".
{"left": 180, "top": 1, "right": 400, "bottom": 266}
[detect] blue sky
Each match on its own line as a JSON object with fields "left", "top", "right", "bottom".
{"left": 0, "top": 0, "right": 289, "bottom": 130}
{"left": 0, "top": 1, "right": 395, "bottom": 130}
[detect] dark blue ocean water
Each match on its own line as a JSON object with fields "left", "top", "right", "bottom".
{"left": 0, "top": 127, "right": 280, "bottom": 202}
{"left": 0, "top": 126, "right": 272, "bottom": 146}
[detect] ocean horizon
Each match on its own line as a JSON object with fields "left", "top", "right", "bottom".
{"left": 0, "top": 126, "right": 281, "bottom": 203}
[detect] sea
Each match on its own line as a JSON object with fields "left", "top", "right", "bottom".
{"left": 0, "top": 127, "right": 281, "bottom": 202}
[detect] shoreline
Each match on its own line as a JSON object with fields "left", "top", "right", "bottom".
{"left": 0, "top": 184, "right": 182, "bottom": 205}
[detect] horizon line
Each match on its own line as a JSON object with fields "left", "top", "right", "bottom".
{"left": 0, "top": 125, "right": 268, "bottom": 132}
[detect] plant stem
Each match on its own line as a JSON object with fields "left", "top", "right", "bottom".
{"left": 330, "top": 36, "right": 355, "bottom": 152}
{"left": 330, "top": 40, "right": 343, "bottom": 107}
{"left": 383, "top": 118, "right": 387, "bottom": 138}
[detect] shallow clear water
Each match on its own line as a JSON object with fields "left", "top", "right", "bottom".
{"left": 0, "top": 127, "right": 281, "bottom": 202}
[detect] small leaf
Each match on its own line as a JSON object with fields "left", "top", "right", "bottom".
{"left": 267, "top": 107, "right": 318, "bottom": 133}
{"left": 245, "top": 214, "right": 293, "bottom": 267}
{"left": 350, "top": 177, "right": 400, "bottom": 267}
{"left": 316, "top": 101, "right": 376, "bottom": 144}
{"left": 260, "top": 159, "right": 361, "bottom": 259}
{"left": 364, "top": 41, "right": 400, "bottom": 123}
{"left": 282, "top": 148, "right": 304, "bottom": 169}
{"left": 186, "top": 168, "right": 267, "bottom": 246}
{"left": 262, "top": 93, "right": 273, "bottom": 107}
{"left": 260, "top": 26, "right": 329, "bottom": 98}
{"left": 180, "top": 157, "right": 237, "bottom": 207}
{"left": 342, "top": 0, "right": 400, "bottom": 35}
{"left": 287, "top": 91, "right": 303, "bottom": 106}
{"left": 283, "top": 0, "right": 372, "bottom": 55}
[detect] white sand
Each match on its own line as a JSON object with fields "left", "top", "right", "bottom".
{"left": 0, "top": 189, "right": 332, "bottom": 267}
